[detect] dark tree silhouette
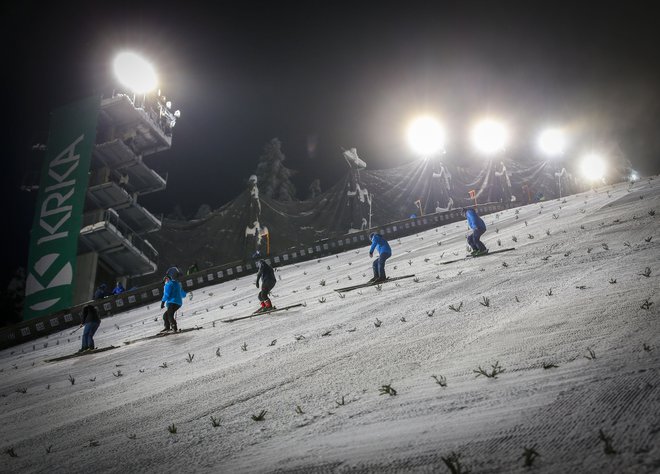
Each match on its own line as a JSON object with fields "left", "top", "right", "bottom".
{"left": 255, "top": 138, "right": 297, "bottom": 201}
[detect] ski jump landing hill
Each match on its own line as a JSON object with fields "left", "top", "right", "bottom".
{"left": 0, "top": 177, "right": 657, "bottom": 472}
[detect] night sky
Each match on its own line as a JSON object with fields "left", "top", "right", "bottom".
{"left": 4, "top": 1, "right": 660, "bottom": 286}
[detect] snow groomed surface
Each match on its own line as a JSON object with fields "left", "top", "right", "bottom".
{"left": 1, "top": 178, "right": 658, "bottom": 473}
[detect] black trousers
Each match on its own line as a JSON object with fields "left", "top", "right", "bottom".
{"left": 163, "top": 303, "right": 181, "bottom": 330}
{"left": 258, "top": 280, "right": 276, "bottom": 302}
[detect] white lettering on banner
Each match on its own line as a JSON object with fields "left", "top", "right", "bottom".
{"left": 36, "top": 135, "right": 84, "bottom": 245}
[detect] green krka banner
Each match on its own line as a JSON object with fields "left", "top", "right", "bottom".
{"left": 23, "top": 96, "right": 100, "bottom": 320}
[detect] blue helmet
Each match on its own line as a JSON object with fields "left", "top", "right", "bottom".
{"left": 369, "top": 232, "right": 376, "bottom": 241}
{"left": 165, "top": 266, "right": 182, "bottom": 280}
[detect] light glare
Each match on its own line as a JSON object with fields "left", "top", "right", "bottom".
{"left": 472, "top": 119, "right": 508, "bottom": 155}
{"left": 113, "top": 52, "right": 158, "bottom": 94}
{"left": 407, "top": 116, "right": 446, "bottom": 156}
{"left": 538, "top": 129, "right": 566, "bottom": 156}
{"left": 580, "top": 154, "right": 606, "bottom": 181}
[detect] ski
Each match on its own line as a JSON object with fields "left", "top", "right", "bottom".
{"left": 220, "top": 303, "right": 305, "bottom": 323}
{"left": 123, "top": 326, "right": 204, "bottom": 345}
{"left": 334, "top": 274, "right": 416, "bottom": 293}
{"left": 44, "top": 346, "right": 118, "bottom": 363}
{"left": 440, "top": 247, "right": 515, "bottom": 265}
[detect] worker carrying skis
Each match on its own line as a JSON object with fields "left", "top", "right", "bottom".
{"left": 464, "top": 208, "right": 489, "bottom": 256}
{"left": 160, "top": 266, "right": 186, "bottom": 332}
{"left": 368, "top": 232, "right": 392, "bottom": 283}
{"left": 254, "top": 253, "right": 276, "bottom": 313}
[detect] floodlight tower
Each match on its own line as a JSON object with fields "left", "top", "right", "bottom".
{"left": 580, "top": 153, "right": 607, "bottom": 184}
{"left": 73, "top": 53, "right": 179, "bottom": 306}
{"left": 538, "top": 128, "right": 567, "bottom": 197}
{"left": 471, "top": 118, "right": 510, "bottom": 203}
{"left": 407, "top": 116, "right": 447, "bottom": 214}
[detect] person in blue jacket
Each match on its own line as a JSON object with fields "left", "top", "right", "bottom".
{"left": 160, "top": 267, "right": 187, "bottom": 332}
{"left": 112, "top": 281, "right": 125, "bottom": 295}
{"left": 464, "top": 208, "right": 488, "bottom": 255}
{"left": 368, "top": 232, "right": 392, "bottom": 283}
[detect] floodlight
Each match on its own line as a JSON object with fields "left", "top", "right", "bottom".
{"left": 407, "top": 116, "right": 446, "bottom": 156}
{"left": 580, "top": 153, "right": 606, "bottom": 181}
{"left": 174, "top": 110, "right": 181, "bottom": 118}
{"left": 166, "top": 101, "right": 172, "bottom": 109}
{"left": 113, "top": 52, "right": 158, "bottom": 94}
{"left": 471, "top": 119, "right": 508, "bottom": 155}
{"left": 630, "top": 172, "right": 638, "bottom": 181}
{"left": 538, "top": 128, "right": 566, "bottom": 157}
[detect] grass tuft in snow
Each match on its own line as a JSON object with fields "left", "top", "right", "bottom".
{"left": 584, "top": 348, "right": 597, "bottom": 360}
{"left": 431, "top": 375, "right": 447, "bottom": 387}
{"left": 639, "top": 267, "right": 651, "bottom": 278}
{"left": 113, "top": 370, "right": 123, "bottom": 377}
{"left": 45, "top": 445, "right": 53, "bottom": 453}
{"left": 186, "top": 353, "right": 194, "bottom": 363}
{"left": 441, "top": 451, "right": 471, "bottom": 474}
{"left": 520, "top": 445, "right": 541, "bottom": 467}
{"left": 640, "top": 299, "right": 653, "bottom": 310}
{"left": 210, "top": 416, "right": 221, "bottom": 427}
{"left": 87, "top": 440, "right": 100, "bottom": 447}
{"left": 473, "top": 361, "right": 505, "bottom": 379}
{"left": 374, "top": 318, "right": 382, "bottom": 328}
{"left": 426, "top": 309, "right": 435, "bottom": 317}
{"left": 241, "top": 342, "right": 248, "bottom": 351}
{"left": 598, "top": 429, "right": 617, "bottom": 455}
{"left": 609, "top": 278, "right": 617, "bottom": 284}
{"left": 159, "top": 362, "right": 168, "bottom": 368}
{"left": 16, "top": 387, "right": 27, "bottom": 394}
{"left": 215, "top": 348, "right": 221, "bottom": 357}
{"left": 448, "top": 302, "right": 463, "bottom": 312}
{"left": 251, "top": 410, "right": 267, "bottom": 421}
{"left": 167, "top": 424, "right": 177, "bottom": 434}
{"left": 643, "top": 343, "right": 652, "bottom": 352}
{"left": 379, "top": 384, "right": 397, "bottom": 396}
{"left": 5, "top": 447, "right": 17, "bottom": 457}
{"left": 319, "top": 280, "right": 326, "bottom": 287}
{"left": 68, "top": 374, "right": 75, "bottom": 385}
{"left": 547, "top": 288, "right": 553, "bottom": 296}
{"left": 479, "top": 296, "right": 490, "bottom": 307}
{"left": 338, "top": 293, "right": 346, "bottom": 299}
{"left": 515, "top": 296, "right": 520, "bottom": 303}
{"left": 649, "top": 209, "right": 655, "bottom": 216}
{"left": 318, "top": 297, "right": 326, "bottom": 303}
{"left": 336, "top": 395, "right": 346, "bottom": 406}
{"left": 295, "top": 405, "right": 304, "bottom": 415}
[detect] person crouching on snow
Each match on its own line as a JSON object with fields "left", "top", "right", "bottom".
{"left": 464, "top": 208, "right": 488, "bottom": 256}
{"left": 160, "top": 268, "right": 187, "bottom": 332}
{"left": 369, "top": 232, "right": 392, "bottom": 283}
{"left": 255, "top": 258, "right": 276, "bottom": 313}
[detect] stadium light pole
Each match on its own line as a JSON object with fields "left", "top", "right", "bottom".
{"left": 580, "top": 153, "right": 607, "bottom": 185}
{"left": 538, "top": 128, "right": 567, "bottom": 197}
{"left": 407, "top": 115, "right": 446, "bottom": 158}
{"left": 471, "top": 119, "right": 509, "bottom": 157}
{"left": 407, "top": 115, "right": 447, "bottom": 215}
{"left": 113, "top": 52, "right": 158, "bottom": 98}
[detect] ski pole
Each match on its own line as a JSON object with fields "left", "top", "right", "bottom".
{"left": 69, "top": 325, "right": 82, "bottom": 335}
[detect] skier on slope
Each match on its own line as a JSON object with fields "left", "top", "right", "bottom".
{"left": 78, "top": 304, "right": 101, "bottom": 352}
{"left": 160, "top": 267, "right": 187, "bottom": 332}
{"left": 464, "top": 208, "right": 488, "bottom": 256}
{"left": 254, "top": 253, "right": 276, "bottom": 313}
{"left": 368, "top": 232, "right": 392, "bottom": 283}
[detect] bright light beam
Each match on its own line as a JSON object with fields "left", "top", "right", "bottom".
{"left": 407, "top": 116, "right": 446, "bottom": 157}
{"left": 538, "top": 128, "right": 566, "bottom": 157}
{"left": 113, "top": 52, "right": 158, "bottom": 94}
{"left": 471, "top": 119, "right": 508, "bottom": 156}
{"left": 580, "top": 153, "right": 606, "bottom": 181}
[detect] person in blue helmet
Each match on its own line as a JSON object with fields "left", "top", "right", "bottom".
{"left": 160, "top": 267, "right": 186, "bottom": 332}
{"left": 464, "top": 208, "right": 488, "bottom": 256}
{"left": 254, "top": 252, "right": 276, "bottom": 313}
{"left": 368, "top": 232, "right": 392, "bottom": 283}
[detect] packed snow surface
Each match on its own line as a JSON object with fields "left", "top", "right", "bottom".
{"left": 1, "top": 178, "right": 659, "bottom": 473}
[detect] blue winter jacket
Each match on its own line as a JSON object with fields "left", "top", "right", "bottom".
{"left": 162, "top": 280, "right": 186, "bottom": 306}
{"left": 466, "top": 209, "right": 486, "bottom": 230}
{"left": 369, "top": 234, "right": 392, "bottom": 256}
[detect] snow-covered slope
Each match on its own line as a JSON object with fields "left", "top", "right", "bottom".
{"left": 1, "top": 178, "right": 658, "bottom": 473}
